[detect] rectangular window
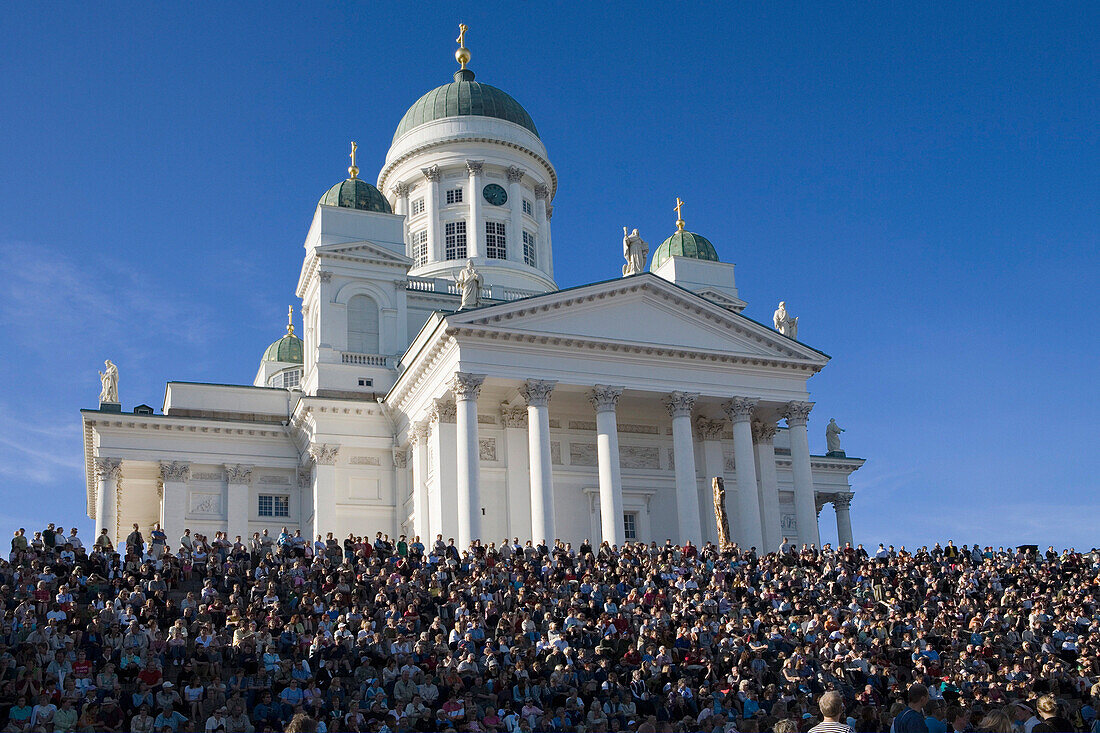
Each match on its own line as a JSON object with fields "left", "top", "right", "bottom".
{"left": 623, "top": 512, "right": 638, "bottom": 540}
{"left": 411, "top": 198, "right": 425, "bottom": 216}
{"left": 412, "top": 230, "right": 428, "bottom": 267}
{"left": 485, "top": 221, "right": 507, "bottom": 259}
{"left": 445, "top": 188, "right": 463, "bottom": 205}
{"left": 522, "top": 230, "right": 537, "bottom": 267}
{"left": 259, "top": 495, "right": 289, "bottom": 517}
{"left": 281, "top": 370, "right": 300, "bottom": 388}
{"left": 445, "top": 220, "right": 467, "bottom": 260}
{"left": 522, "top": 199, "right": 533, "bottom": 217}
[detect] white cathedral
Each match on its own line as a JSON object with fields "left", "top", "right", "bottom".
{"left": 82, "top": 31, "right": 863, "bottom": 553}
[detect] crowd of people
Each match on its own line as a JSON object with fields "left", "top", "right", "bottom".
{"left": 0, "top": 520, "right": 1098, "bottom": 733}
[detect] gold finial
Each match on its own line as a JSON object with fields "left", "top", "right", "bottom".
{"left": 674, "top": 197, "right": 686, "bottom": 231}
{"left": 455, "top": 23, "right": 471, "bottom": 70}
{"left": 287, "top": 305, "right": 295, "bottom": 336}
{"left": 348, "top": 141, "right": 359, "bottom": 180}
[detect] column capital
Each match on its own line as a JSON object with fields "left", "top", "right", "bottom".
{"left": 832, "top": 491, "right": 854, "bottom": 509}
{"left": 815, "top": 494, "right": 828, "bottom": 514}
{"left": 449, "top": 372, "right": 486, "bottom": 402}
{"left": 309, "top": 443, "right": 340, "bottom": 466}
{"left": 430, "top": 398, "right": 457, "bottom": 424}
{"left": 297, "top": 466, "right": 312, "bottom": 489}
{"left": 319, "top": 271, "right": 333, "bottom": 284}
{"left": 533, "top": 183, "right": 549, "bottom": 200}
{"left": 783, "top": 400, "right": 814, "bottom": 427}
{"left": 225, "top": 462, "right": 255, "bottom": 484}
{"left": 422, "top": 164, "right": 442, "bottom": 182}
{"left": 158, "top": 460, "right": 188, "bottom": 482}
{"left": 95, "top": 457, "right": 123, "bottom": 480}
{"left": 392, "top": 446, "right": 408, "bottom": 469}
{"left": 224, "top": 464, "right": 253, "bottom": 484}
{"left": 499, "top": 405, "right": 528, "bottom": 428}
{"left": 409, "top": 421, "right": 432, "bottom": 445}
{"left": 465, "top": 159, "right": 484, "bottom": 175}
{"left": 695, "top": 417, "right": 726, "bottom": 440}
{"left": 506, "top": 166, "right": 525, "bottom": 183}
{"left": 590, "top": 385, "right": 624, "bottom": 413}
{"left": 723, "top": 397, "right": 758, "bottom": 423}
{"left": 545, "top": 205, "right": 554, "bottom": 221}
{"left": 751, "top": 420, "right": 777, "bottom": 444}
{"left": 392, "top": 181, "right": 410, "bottom": 197}
{"left": 521, "top": 379, "right": 557, "bottom": 408}
{"left": 664, "top": 391, "right": 699, "bottom": 418}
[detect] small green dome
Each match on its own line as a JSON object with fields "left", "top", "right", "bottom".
{"left": 319, "top": 178, "right": 392, "bottom": 214}
{"left": 393, "top": 70, "right": 539, "bottom": 143}
{"left": 650, "top": 230, "right": 720, "bottom": 271}
{"left": 263, "top": 334, "right": 303, "bottom": 364}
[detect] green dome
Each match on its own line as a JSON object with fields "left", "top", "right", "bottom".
{"left": 319, "top": 178, "right": 392, "bottom": 214}
{"left": 393, "top": 70, "right": 539, "bottom": 143}
{"left": 263, "top": 334, "right": 303, "bottom": 364}
{"left": 650, "top": 230, "right": 720, "bottom": 271}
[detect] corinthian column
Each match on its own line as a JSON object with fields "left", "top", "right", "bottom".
{"left": 833, "top": 492, "right": 854, "bottom": 548}
{"left": 752, "top": 421, "right": 781, "bottom": 552}
{"left": 522, "top": 380, "right": 557, "bottom": 544}
{"left": 591, "top": 385, "right": 625, "bottom": 547}
{"left": 466, "top": 160, "right": 484, "bottom": 259}
{"left": 94, "top": 457, "right": 123, "bottom": 547}
{"left": 308, "top": 444, "right": 340, "bottom": 540}
{"left": 724, "top": 397, "right": 763, "bottom": 550}
{"left": 224, "top": 464, "right": 253, "bottom": 544}
{"left": 451, "top": 372, "right": 486, "bottom": 549}
{"left": 665, "top": 392, "right": 702, "bottom": 545}
{"left": 409, "top": 422, "right": 431, "bottom": 541}
{"left": 784, "top": 401, "right": 819, "bottom": 547}
{"left": 506, "top": 166, "right": 525, "bottom": 264}
{"left": 158, "top": 460, "right": 189, "bottom": 552}
{"left": 422, "top": 165, "right": 442, "bottom": 262}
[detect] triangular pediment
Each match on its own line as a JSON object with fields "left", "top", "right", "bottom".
{"left": 448, "top": 275, "right": 827, "bottom": 365}
{"left": 315, "top": 240, "right": 411, "bottom": 267}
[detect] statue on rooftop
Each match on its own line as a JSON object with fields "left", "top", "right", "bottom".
{"left": 826, "top": 418, "right": 846, "bottom": 455}
{"left": 456, "top": 260, "right": 483, "bottom": 310}
{"left": 773, "top": 301, "right": 798, "bottom": 339}
{"left": 622, "top": 227, "right": 648, "bottom": 276}
{"left": 99, "top": 360, "right": 119, "bottom": 404}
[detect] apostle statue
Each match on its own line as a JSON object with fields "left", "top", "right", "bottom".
{"left": 622, "top": 227, "right": 648, "bottom": 276}
{"left": 455, "top": 260, "right": 483, "bottom": 310}
{"left": 826, "top": 418, "right": 845, "bottom": 455}
{"left": 773, "top": 301, "right": 798, "bottom": 338}
{"left": 98, "top": 359, "right": 119, "bottom": 403}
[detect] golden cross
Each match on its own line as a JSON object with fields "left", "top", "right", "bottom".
{"left": 348, "top": 141, "right": 359, "bottom": 179}
{"left": 287, "top": 305, "right": 295, "bottom": 335}
{"left": 674, "top": 197, "right": 685, "bottom": 229}
{"left": 457, "top": 23, "right": 468, "bottom": 47}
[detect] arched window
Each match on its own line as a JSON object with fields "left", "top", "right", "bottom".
{"left": 347, "top": 294, "right": 379, "bottom": 354}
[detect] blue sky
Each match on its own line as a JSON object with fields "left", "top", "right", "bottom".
{"left": 1, "top": 2, "right": 1097, "bottom": 549}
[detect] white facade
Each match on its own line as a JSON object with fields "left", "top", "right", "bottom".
{"left": 82, "top": 56, "right": 863, "bottom": 552}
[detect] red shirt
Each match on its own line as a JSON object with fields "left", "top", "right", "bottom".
{"left": 137, "top": 668, "right": 162, "bottom": 687}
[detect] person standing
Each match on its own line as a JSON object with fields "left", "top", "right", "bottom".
{"left": 893, "top": 684, "right": 930, "bottom": 733}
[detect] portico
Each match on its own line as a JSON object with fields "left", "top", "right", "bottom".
{"left": 384, "top": 275, "right": 864, "bottom": 549}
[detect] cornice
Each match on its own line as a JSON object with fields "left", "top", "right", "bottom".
{"left": 774, "top": 456, "right": 866, "bottom": 473}
{"left": 378, "top": 135, "right": 557, "bottom": 201}
{"left": 446, "top": 325, "right": 824, "bottom": 373}
{"left": 83, "top": 414, "right": 286, "bottom": 438}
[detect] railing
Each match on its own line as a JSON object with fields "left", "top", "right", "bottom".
{"left": 402, "top": 278, "right": 542, "bottom": 302}
{"left": 341, "top": 352, "right": 388, "bottom": 367}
